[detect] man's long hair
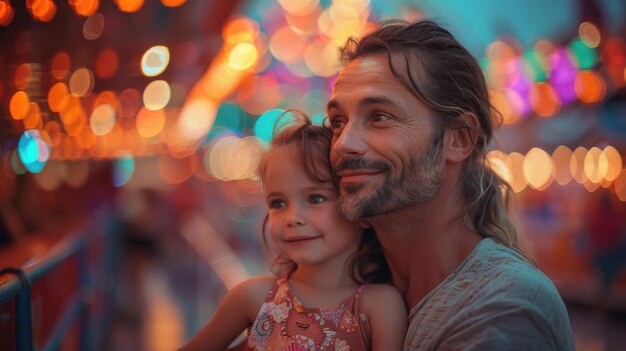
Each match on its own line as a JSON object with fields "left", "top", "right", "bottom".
{"left": 339, "top": 20, "right": 528, "bottom": 259}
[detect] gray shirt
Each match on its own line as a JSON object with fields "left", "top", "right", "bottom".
{"left": 405, "top": 238, "right": 574, "bottom": 350}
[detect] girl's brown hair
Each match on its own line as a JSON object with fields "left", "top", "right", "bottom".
{"left": 257, "top": 111, "right": 391, "bottom": 283}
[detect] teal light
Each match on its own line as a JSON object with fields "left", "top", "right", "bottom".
{"left": 568, "top": 38, "right": 597, "bottom": 70}
{"left": 523, "top": 50, "right": 548, "bottom": 82}
{"left": 253, "top": 109, "right": 296, "bottom": 142}
{"left": 311, "top": 112, "right": 325, "bottom": 126}
{"left": 18, "top": 130, "right": 49, "bottom": 173}
{"left": 113, "top": 153, "right": 135, "bottom": 187}
{"left": 210, "top": 103, "right": 243, "bottom": 137}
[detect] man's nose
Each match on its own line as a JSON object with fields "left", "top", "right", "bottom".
{"left": 332, "top": 123, "right": 367, "bottom": 157}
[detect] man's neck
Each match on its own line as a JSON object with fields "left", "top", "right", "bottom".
{"left": 368, "top": 192, "right": 483, "bottom": 309}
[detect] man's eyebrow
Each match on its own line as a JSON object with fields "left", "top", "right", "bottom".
{"left": 326, "top": 96, "right": 400, "bottom": 111}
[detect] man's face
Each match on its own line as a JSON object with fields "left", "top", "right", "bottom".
{"left": 327, "top": 54, "right": 444, "bottom": 221}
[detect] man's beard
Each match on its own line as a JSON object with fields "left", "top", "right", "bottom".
{"left": 335, "top": 138, "right": 444, "bottom": 221}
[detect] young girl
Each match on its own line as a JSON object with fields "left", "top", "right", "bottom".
{"left": 179, "top": 113, "right": 407, "bottom": 350}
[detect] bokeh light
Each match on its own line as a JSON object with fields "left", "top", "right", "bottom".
{"left": 90, "top": 104, "right": 116, "bottom": 136}
{"left": 579, "top": 21, "right": 601, "bottom": 48}
{"left": 523, "top": 147, "right": 553, "bottom": 190}
{"left": 574, "top": 70, "right": 606, "bottom": 103}
{"left": 69, "top": 68, "right": 95, "bottom": 97}
{"left": 143, "top": 80, "right": 171, "bottom": 110}
{"left": 551, "top": 145, "right": 573, "bottom": 185}
{"left": 9, "top": 91, "right": 30, "bottom": 120}
{"left": 141, "top": 45, "right": 170, "bottom": 77}
{"left": 95, "top": 49, "right": 119, "bottom": 79}
{"left": 600, "top": 146, "right": 622, "bottom": 182}
{"left": 115, "top": 0, "right": 144, "bottom": 13}
{"left": 83, "top": 13, "right": 104, "bottom": 40}
{"left": 113, "top": 152, "right": 135, "bottom": 187}
{"left": 18, "top": 130, "right": 51, "bottom": 173}
{"left": 136, "top": 107, "right": 167, "bottom": 138}
{"left": 51, "top": 51, "right": 71, "bottom": 80}
{"left": 227, "top": 43, "right": 259, "bottom": 71}
{"left": 254, "top": 109, "right": 297, "bottom": 143}
{"left": 177, "top": 99, "right": 217, "bottom": 142}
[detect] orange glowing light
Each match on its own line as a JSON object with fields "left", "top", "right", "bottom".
{"left": 222, "top": 16, "right": 260, "bottom": 44}
{"left": 44, "top": 121, "right": 62, "bottom": 147}
{"left": 115, "top": 0, "right": 144, "bottom": 13}
{"left": 551, "top": 145, "right": 574, "bottom": 185}
{"left": 285, "top": 8, "right": 320, "bottom": 35}
{"left": 0, "top": 1, "right": 15, "bottom": 26}
{"left": 69, "top": 68, "right": 94, "bottom": 97}
{"left": 83, "top": 12, "right": 104, "bottom": 39}
{"left": 23, "top": 102, "right": 42, "bottom": 129}
{"left": 158, "top": 153, "right": 197, "bottom": 184}
{"left": 33, "top": 0, "right": 56, "bottom": 22}
{"left": 570, "top": 146, "right": 588, "bottom": 183}
{"left": 119, "top": 88, "right": 141, "bottom": 118}
{"left": 615, "top": 170, "right": 626, "bottom": 202}
{"left": 161, "top": 0, "right": 186, "bottom": 7}
{"left": 74, "top": 128, "right": 96, "bottom": 150}
{"left": 74, "top": 0, "right": 99, "bottom": 17}
{"left": 523, "top": 147, "right": 554, "bottom": 190}
{"left": 62, "top": 105, "right": 87, "bottom": 137}
{"left": 48, "top": 82, "right": 69, "bottom": 112}
{"left": 269, "top": 26, "right": 308, "bottom": 64}
{"left": 14, "top": 64, "right": 32, "bottom": 90}
{"left": 94, "top": 91, "right": 120, "bottom": 113}
{"left": 529, "top": 82, "right": 561, "bottom": 118}
{"left": 278, "top": 0, "right": 319, "bottom": 15}
{"left": 96, "top": 49, "right": 119, "bottom": 78}
{"left": 575, "top": 70, "right": 606, "bottom": 103}
{"left": 10, "top": 91, "right": 30, "bottom": 120}
{"left": 136, "top": 107, "right": 166, "bottom": 138}
{"left": 51, "top": 51, "right": 71, "bottom": 80}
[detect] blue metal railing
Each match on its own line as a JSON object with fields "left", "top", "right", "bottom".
{"left": 0, "top": 207, "right": 119, "bottom": 351}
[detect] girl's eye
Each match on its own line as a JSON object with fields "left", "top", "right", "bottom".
{"left": 309, "top": 195, "right": 326, "bottom": 204}
{"left": 270, "top": 199, "right": 286, "bottom": 209}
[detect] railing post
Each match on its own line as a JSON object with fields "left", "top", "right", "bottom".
{"left": 0, "top": 268, "right": 33, "bottom": 351}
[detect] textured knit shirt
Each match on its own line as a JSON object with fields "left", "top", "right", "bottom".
{"left": 246, "top": 276, "right": 370, "bottom": 350}
{"left": 405, "top": 238, "right": 574, "bottom": 351}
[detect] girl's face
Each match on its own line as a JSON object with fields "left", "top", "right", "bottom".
{"left": 263, "top": 144, "right": 363, "bottom": 269}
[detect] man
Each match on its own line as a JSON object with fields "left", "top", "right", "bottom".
{"left": 327, "top": 20, "right": 574, "bottom": 350}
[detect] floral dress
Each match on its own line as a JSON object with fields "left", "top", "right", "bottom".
{"left": 245, "top": 276, "right": 371, "bottom": 351}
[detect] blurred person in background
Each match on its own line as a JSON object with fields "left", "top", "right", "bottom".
{"left": 327, "top": 20, "right": 575, "bottom": 350}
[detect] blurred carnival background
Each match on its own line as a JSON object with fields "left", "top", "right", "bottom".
{"left": 1, "top": 0, "right": 626, "bottom": 350}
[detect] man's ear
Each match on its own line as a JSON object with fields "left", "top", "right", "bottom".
{"left": 444, "top": 112, "right": 479, "bottom": 163}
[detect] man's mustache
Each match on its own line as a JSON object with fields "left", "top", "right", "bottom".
{"left": 333, "top": 157, "right": 390, "bottom": 173}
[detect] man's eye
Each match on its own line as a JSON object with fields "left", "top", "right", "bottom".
{"left": 329, "top": 117, "right": 345, "bottom": 130}
{"left": 372, "top": 113, "right": 390, "bottom": 122}
{"left": 270, "top": 199, "right": 286, "bottom": 209}
{"left": 309, "top": 195, "right": 326, "bottom": 204}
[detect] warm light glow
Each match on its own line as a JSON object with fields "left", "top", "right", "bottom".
{"left": 48, "top": 82, "right": 68, "bottom": 112}
{"left": 141, "top": 45, "right": 170, "bottom": 77}
{"left": 73, "top": 0, "right": 99, "bottom": 16}
{"left": 83, "top": 13, "right": 104, "bottom": 39}
{"left": 14, "top": 63, "right": 32, "bottom": 90}
{"left": 570, "top": 146, "right": 588, "bottom": 183}
{"left": 31, "top": 0, "right": 57, "bottom": 22}
{"left": 529, "top": 82, "right": 561, "bottom": 117}
{"left": 51, "top": 51, "right": 71, "bottom": 80}
{"left": 158, "top": 153, "right": 197, "bottom": 184}
{"left": 506, "top": 152, "right": 528, "bottom": 193}
{"left": 575, "top": 70, "right": 606, "bottom": 103}
{"left": 10, "top": 91, "right": 30, "bottom": 120}
{"left": 615, "top": 170, "right": 626, "bottom": 202}
{"left": 277, "top": 0, "right": 319, "bottom": 15}
{"left": 0, "top": 1, "right": 15, "bottom": 26}
{"left": 115, "top": 0, "right": 144, "bottom": 13}
{"left": 490, "top": 89, "right": 521, "bottom": 125}
{"left": 304, "top": 39, "right": 340, "bottom": 77}
{"left": 600, "top": 146, "right": 622, "bottom": 182}
{"left": 551, "top": 145, "right": 574, "bottom": 185}
{"left": 579, "top": 21, "right": 601, "bottom": 48}
{"left": 69, "top": 68, "right": 94, "bottom": 97}
{"left": 222, "top": 16, "right": 260, "bottom": 44}
{"left": 269, "top": 26, "right": 308, "bottom": 64}
{"left": 90, "top": 104, "right": 116, "bottom": 136}
{"left": 136, "top": 107, "right": 166, "bottom": 138}
{"left": 23, "top": 102, "right": 42, "bottom": 129}
{"left": 177, "top": 99, "right": 217, "bottom": 141}
{"left": 161, "top": 0, "right": 186, "bottom": 7}
{"left": 583, "top": 147, "right": 603, "bottom": 183}
{"left": 44, "top": 121, "right": 62, "bottom": 147}
{"left": 523, "top": 147, "right": 553, "bottom": 190}
{"left": 227, "top": 43, "right": 259, "bottom": 71}
{"left": 487, "top": 151, "right": 511, "bottom": 183}
{"left": 95, "top": 49, "right": 119, "bottom": 79}
{"left": 143, "top": 80, "right": 171, "bottom": 110}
